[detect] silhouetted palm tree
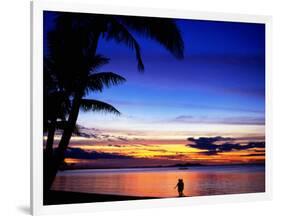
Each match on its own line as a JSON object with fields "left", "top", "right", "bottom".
{"left": 44, "top": 55, "right": 121, "bottom": 155}
{"left": 44, "top": 53, "right": 125, "bottom": 192}
{"left": 44, "top": 12, "right": 184, "bottom": 192}
{"left": 44, "top": 56, "right": 70, "bottom": 156}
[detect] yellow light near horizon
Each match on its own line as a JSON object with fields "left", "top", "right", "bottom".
{"left": 67, "top": 134, "right": 265, "bottom": 164}
{"left": 65, "top": 158, "right": 82, "bottom": 164}
{"left": 70, "top": 143, "right": 208, "bottom": 161}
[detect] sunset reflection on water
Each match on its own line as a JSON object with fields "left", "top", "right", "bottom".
{"left": 52, "top": 166, "right": 265, "bottom": 198}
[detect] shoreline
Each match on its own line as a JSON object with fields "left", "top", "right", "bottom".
{"left": 44, "top": 190, "right": 160, "bottom": 205}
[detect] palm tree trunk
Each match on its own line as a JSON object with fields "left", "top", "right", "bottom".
{"left": 44, "top": 94, "right": 82, "bottom": 192}
{"left": 57, "top": 95, "right": 82, "bottom": 161}
{"left": 46, "top": 121, "right": 55, "bottom": 156}
{"left": 44, "top": 32, "right": 101, "bottom": 194}
{"left": 43, "top": 121, "right": 56, "bottom": 194}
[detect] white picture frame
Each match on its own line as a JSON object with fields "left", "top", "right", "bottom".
{"left": 31, "top": 0, "right": 272, "bottom": 215}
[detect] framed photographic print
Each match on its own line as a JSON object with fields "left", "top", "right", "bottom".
{"left": 31, "top": 0, "right": 272, "bottom": 215}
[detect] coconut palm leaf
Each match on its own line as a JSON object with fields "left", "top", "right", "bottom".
{"left": 105, "top": 18, "right": 144, "bottom": 71}
{"left": 86, "top": 72, "right": 126, "bottom": 93}
{"left": 80, "top": 99, "right": 121, "bottom": 115}
{"left": 89, "top": 54, "right": 110, "bottom": 73}
{"left": 118, "top": 16, "right": 184, "bottom": 59}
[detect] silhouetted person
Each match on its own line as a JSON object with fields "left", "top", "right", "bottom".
{"left": 174, "top": 179, "right": 184, "bottom": 197}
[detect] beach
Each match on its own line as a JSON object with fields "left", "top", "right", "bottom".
{"left": 44, "top": 190, "right": 158, "bottom": 205}
{"left": 45, "top": 165, "right": 265, "bottom": 205}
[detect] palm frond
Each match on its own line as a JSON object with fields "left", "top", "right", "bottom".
{"left": 106, "top": 18, "right": 145, "bottom": 71}
{"left": 80, "top": 99, "right": 121, "bottom": 115}
{"left": 118, "top": 16, "right": 184, "bottom": 59}
{"left": 86, "top": 72, "right": 126, "bottom": 92}
{"left": 89, "top": 54, "right": 110, "bottom": 72}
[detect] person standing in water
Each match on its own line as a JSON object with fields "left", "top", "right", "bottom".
{"left": 174, "top": 179, "right": 184, "bottom": 197}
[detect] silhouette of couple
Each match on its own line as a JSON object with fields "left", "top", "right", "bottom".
{"left": 174, "top": 178, "right": 184, "bottom": 197}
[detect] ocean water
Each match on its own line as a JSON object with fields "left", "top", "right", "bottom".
{"left": 51, "top": 165, "right": 265, "bottom": 198}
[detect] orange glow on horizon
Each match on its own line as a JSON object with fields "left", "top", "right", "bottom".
{"left": 66, "top": 139, "right": 265, "bottom": 166}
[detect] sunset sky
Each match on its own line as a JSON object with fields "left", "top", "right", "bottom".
{"left": 44, "top": 12, "right": 265, "bottom": 168}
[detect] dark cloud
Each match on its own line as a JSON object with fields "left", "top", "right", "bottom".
{"left": 187, "top": 136, "right": 265, "bottom": 155}
{"left": 65, "top": 147, "right": 132, "bottom": 160}
{"left": 76, "top": 132, "right": 97, "bottom": 138}
{"left": 188, "top": 136, "right": 235, "bottom": 142}
{"left": 117, "top": 136, "right": 129, "bottom": 142}
{"left": 71, "top": 126, "right": 133, "bottom": 142}
{"left": 254, "top": 149, "right": 265, "bottom": 153}
{"left": 147, "top": 149, "right": 168, "bottom": 153}
{"left": 107, "top": 144, "right": 125, "bottom": 148}
{"left": 246, "top": 142, "right": 265, "bottom": 148}
{"left": 77, "top": 125, "right": 99, "bottom": 131}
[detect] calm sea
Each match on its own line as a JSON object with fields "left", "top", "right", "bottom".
{"left": 51, "top": 165, "right": 265, "bottom": 198}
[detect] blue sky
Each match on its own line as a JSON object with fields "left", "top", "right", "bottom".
{"left": 79, "top": 18, "right": 265, "bottom": 132}
{"left": 44, "top": 12, "right": 265, "bottom": 139}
